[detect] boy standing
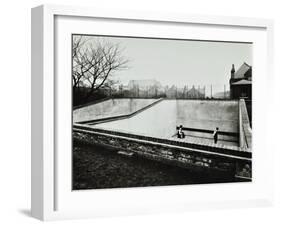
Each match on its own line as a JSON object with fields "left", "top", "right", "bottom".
{"left": 213, "top": 127, "right": 219, "bottom": 144}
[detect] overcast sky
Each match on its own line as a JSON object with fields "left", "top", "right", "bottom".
{"left": 77, "top": 35, "right": 252, "bottom": 91}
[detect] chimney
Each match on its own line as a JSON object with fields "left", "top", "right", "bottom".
{"left": 231, "top": 64, "right": 235, "bottom": 78}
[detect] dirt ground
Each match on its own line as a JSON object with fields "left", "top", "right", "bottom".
{"left": 72, "top": 141, "right": 240, "bottom": 190}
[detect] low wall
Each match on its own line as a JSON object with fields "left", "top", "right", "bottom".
{"left": 73, "top": 126, "right": 252, "bottom": 179}
{"left": 75, "top": 124, "right": 250, "bottom": 158}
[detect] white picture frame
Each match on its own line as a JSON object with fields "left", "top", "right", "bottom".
{"left": 31, "top": 4, "right": 274, "bottom": 221}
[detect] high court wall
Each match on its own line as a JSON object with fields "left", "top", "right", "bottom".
{"left": 176, "top": 100, "right": 239, "bottom": 133}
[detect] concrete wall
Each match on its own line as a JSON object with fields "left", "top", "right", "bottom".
{"left": 93, "top": 100, "right": 177, "bottom": 138}
{"left": 73, "top": 98, "right": 158, "bottom": 123}
{"left": 239, "top": 99, "right": 252, "bottom": 149}
{"left": 92, "top": 99, "right": 239, "bottom": 138}
{"left": 176, "top": 100, "right": 239, "bottom": 132}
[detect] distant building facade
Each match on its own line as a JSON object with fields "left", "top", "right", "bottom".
{"left": 122, "top": 79, "right": 206, "bottom": 99}
{"left": 185, "top": 86, "right": 205, "bottom": 99}
{"left": 128, "top": 79, "right": 162, "bottom": 90}
{"left": 127, "top": 79, "right": 163, "bottom": 98}
{"left": 229, "top": 62, "right": 252, "bottom": 100}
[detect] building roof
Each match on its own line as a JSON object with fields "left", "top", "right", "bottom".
{"left": 231, "top": 79, "right": 252, "bottom": 85}
{"left": 234, "top": 62, "right": 251, "bottom": 79}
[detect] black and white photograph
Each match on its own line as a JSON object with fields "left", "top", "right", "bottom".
{"left": 72, "top": 34, "right": 252, "bottom": 190}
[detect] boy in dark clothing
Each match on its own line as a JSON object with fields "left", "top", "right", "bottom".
{"left": 213, "top": 127, "right": 219, "bottom": 144}
{"left": 177, "top": 125, "right": 185, "bottom": 139}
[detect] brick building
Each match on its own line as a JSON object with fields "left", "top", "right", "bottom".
{"left": 229, "top": 62, "right": 252, "bottom": 100}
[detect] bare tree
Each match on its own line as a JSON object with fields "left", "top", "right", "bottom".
{"left": 72, "top": 35, "right": 129, "bottom": 99}
{"left": 72, "top": 36, "right": 90, "bottom": 89}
